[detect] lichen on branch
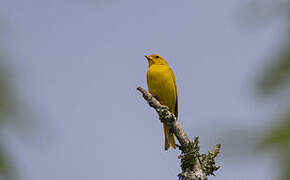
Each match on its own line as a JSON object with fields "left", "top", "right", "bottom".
{"left": 137, "top": 87, "right": 221, "bottom": 180}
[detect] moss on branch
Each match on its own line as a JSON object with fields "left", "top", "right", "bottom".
{"left": 137, "top": 87, "right": 221, "bottom": 180}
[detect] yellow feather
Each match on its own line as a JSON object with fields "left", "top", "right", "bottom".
{"left": 145, "top": 54, "right": 178, "bottom": 150}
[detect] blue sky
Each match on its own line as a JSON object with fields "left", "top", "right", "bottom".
{"left": 0, "top": 0, "right": 283, "bottom": 179}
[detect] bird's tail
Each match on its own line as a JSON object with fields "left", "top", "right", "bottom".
{"left": 163, "top": 123, "right": 176, "bottom": 150}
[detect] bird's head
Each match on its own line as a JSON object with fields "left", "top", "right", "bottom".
{"left": 145, "top": 54, "right": 168, "bottom": 67}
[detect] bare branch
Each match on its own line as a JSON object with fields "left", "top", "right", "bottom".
{"left": 137, "top": 87, "right": 221, "bottom": 180}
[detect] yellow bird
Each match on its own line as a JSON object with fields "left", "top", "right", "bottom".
{"left": 145, "top": 54, "right": 178, "bottom": 150}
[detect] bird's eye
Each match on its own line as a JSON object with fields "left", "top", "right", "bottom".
{"left": 155, "top": 56, "right": 159, "bottom": 58}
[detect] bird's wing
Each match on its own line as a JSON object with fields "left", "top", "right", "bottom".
{"left": 169, "top": 68, "right": 178, "bottom": 119}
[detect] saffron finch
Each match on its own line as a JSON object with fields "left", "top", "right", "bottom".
{"left": 145, "top": 54, "right": 178, "bottom": 150}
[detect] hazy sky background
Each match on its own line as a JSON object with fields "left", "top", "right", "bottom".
{"left": 0, "top": 0, "right": 284, "bottom": 179}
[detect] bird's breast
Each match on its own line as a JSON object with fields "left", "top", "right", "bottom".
{"left": 146, "top": 65, "right": 176, "bottom": 109}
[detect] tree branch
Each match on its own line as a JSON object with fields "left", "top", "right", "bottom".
{"left": 137, "top": 87, "right": 221, "bottom": 180}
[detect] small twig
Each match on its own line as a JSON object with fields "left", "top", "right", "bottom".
{"left": 137, "top": 87, "right": 221, "bottom": 180}
{"left": 137, "top": 87, "right": 191, "bottom": 146}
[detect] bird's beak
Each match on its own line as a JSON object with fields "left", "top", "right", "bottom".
{"left": 144, "top": 55, "right": 151, "bottom": 61}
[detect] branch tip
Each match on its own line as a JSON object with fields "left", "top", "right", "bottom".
{"left": 137, "top": 86, "right": 221, "bottom": 180}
